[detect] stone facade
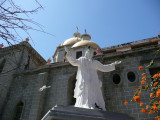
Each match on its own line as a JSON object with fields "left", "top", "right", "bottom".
{"left": 0, "top": 35, "right": 160, "bottom": 120}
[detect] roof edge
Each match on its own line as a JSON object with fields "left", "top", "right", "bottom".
{"left": 102, "top": 36, "right": 159, "bottom": 51}
{"left": 0, "top": 41, "right": 46, "bottom": 65}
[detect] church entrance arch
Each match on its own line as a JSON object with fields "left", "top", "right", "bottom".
{"left": 13, "top": 101, "right": 24, "bottom": 120}
{"left": 68, "top": 73, "right": 76, "bottom": 105}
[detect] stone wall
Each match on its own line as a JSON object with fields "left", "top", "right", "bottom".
{"left": 42, "top": 65, "right": 77, "bottom": 116}
{"left": 0, "top": 49, "right": 23, "bottom": 115}
{"left": 1, "top": 74, "right": 38, "bottom": 120}
{"left": 101, "top": 49, "right": 159, "bottom": 120}
{"left": 1, "top": 63, "right": 78, "bottom": 120}
{"left": 0, "top": 44, "right": 46, "bottom": 120}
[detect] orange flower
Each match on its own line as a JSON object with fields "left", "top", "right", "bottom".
{"left": 141, "top": 80, "right": 145, "bottom": 84}
{"left": 150, "top": 93, "right": 154, "bottom": 98}
{"left": 139, "top": 66, "right": 144, "bottom": 70}
{"left": 153, "top": 74, "right": 159, "bottom": 79}
{"left": 140, "top": 108, "right": 147, "bottom": 113}
{"left": 142, "top": 73, "right": 146, "bottom": 75}
{"left": 153, "top": 105, "right": 158, "bottom": 111}
{"left": 152, "top": 39, "right": 156, "bottom": 42}
{"left": 159, "top": 32, "right": 160, "bottom": 35}
{"left": 149, "top": 110, "right": 153, "bottom": 114}
{"left": 135, "top": 88, "right": 138, "bottom": 90}
{"left": 142, "top": 73, "right": 146, "bottom": 76}
{"left": 140, "top": 102, "right": 143, "bottom": 106}
{"left": 159, "top": 101, "right": 160, "bottom": 104}
{"left": 145, "top": 85, "right": 147, "bottom": 89}
{"left": 134, "top": 96, "right": 141, "bottom": 102}
{"left": 143, "top": 109, "right": 148, "bottom": 113}
{"left": 154, "top": 82, "right": 158, "bottom": 86}
{"left": 138, "top": 91, "right": 141, "bottom": 95}
{"left": 153, "top": 102, "right": 156, "bottom": 106}
{"left": 142, "top": 76, "right": 146, "bottom": 80}
{"left": 156, "top": 89, "right": 160, "bottom": 97}
{"left": 140, "top": 108, "right": 144, "bottom": 112}
{"left": 124, "top": 101, "right": 128, "bottom": 105}
{"left": 155, "top": 116, "right": 159, "bottom": 120}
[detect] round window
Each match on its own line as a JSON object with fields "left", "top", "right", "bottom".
{"left": 113, "top": 74, "right": 121, "bottom": 84}
{"left": 127, "top": 72, "right": 136, "bottom": 82}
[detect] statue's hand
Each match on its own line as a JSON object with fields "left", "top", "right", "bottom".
{"left": 64, "top": 47, "right": 70, "bottom": 53}
{"left": 114, "top": 61, "right": 121, "bottom": 65}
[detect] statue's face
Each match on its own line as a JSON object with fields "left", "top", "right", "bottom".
{"left": 85, "top": 49, "right": 93, "bottom": 59}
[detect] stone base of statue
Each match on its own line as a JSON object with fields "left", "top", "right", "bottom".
{"left": 41, "top": 105, "right": 135, "bottom": 120}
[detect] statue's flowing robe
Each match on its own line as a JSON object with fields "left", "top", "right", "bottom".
{"left": 66, "top": 54, "right": 115, "bottom": 110}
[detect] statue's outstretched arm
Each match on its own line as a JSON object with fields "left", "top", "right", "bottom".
{"left": 96, "top": 61, "right": 115, "bottom": 72}
{"left": 95, "top": 60, "right": 121, "bottom": 72}
{"left": 65, "top": 47, "right": 80, "bottom": 66}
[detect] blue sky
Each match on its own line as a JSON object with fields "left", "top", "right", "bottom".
{"left": 3, "top": 0, "right": 160, "bottom": 61}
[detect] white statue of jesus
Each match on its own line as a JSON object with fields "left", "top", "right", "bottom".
{"left": 65, "top": 47, "right": 121, "bottom": 111}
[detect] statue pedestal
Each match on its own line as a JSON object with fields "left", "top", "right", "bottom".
{"left": 41, "top": 106, "right": 135, "bottom": 120}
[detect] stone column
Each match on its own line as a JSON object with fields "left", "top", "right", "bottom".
{"left": 28, "top": 72, "right": 48, "bottom": 120}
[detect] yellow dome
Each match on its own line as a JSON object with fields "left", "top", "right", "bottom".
{"left": 72, "top": 40, "right": 100, "bottom": 49}
{"left": 62, "top": 37, "right": 81, "bottom": 46}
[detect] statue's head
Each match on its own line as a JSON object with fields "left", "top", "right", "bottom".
{"left": 85, "top": 46, "right": 93, "bottom": 59}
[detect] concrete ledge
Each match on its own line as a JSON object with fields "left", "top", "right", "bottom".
{"left": 41, "top": 106, "right": 135, "bottom": 120}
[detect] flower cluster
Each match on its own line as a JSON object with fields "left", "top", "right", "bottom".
{"left": 124, "top": 66, "right": 160, "bottom": 119}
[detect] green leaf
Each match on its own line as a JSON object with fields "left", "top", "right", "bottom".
{"left": 146, "top": 60, "right": 154, "bottom": 68}
{"left": 157, "top": 49, "right": 160, "bottom": 53}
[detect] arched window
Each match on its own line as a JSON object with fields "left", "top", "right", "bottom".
{"left": 24, "top": 55, "right": 30, "bottom": 70}
{"left": 68, "top": 74, "right": 76, "bottom": 105}
{"left": 0, "top": 59, "right": 6, "bottom": 73}
{"left": 127, "top": 72, "right": 136, "bottom": 82}
{"left": 13, "top": 101, "right": 24, "bottom": 120}
{"left": 113, "top": 74, "right": 121, "bottom": 84}
{"left": 76, "top": 51, "right": 82, "bottom": 59}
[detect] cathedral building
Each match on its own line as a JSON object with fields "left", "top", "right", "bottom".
{"left": 0, "top": 31, "right": 160, "bottom": 120}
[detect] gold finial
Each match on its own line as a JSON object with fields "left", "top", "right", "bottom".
{"left": 76, "top": 26, "right": 79, "bottom": 33}
{"left": 85, "top": 29, "right": 87, "bottom": 34}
